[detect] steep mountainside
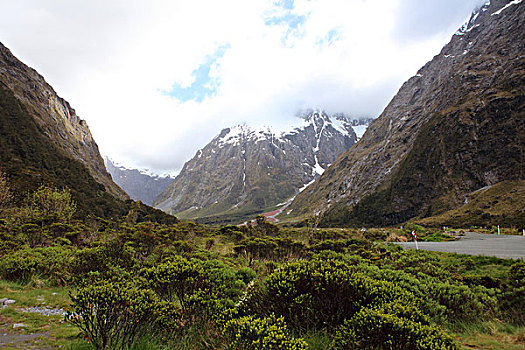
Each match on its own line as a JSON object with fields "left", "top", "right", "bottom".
{"left": 155, "top": 112, "right": 370, "bottom": 223}
{"left": 0, "top": 42, "right": 176, "bottom": 222}
{"left": 0, "top": 42, "right": 126, "bottom": 200}
{"left": 105, "top": 158, "right": 173, "bottom": 206}
{"left": 286, "top": 0, "right": 525, "bottom": 227}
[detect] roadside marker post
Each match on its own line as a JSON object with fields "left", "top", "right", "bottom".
{"left": 411, "top": 230, "right": 418, "bottom": 250}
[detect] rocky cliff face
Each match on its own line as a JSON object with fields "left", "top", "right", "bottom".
{"left": 155, "top": 112, "right": 370, "bottom": 223}
{"left": 287, "top": 0, "right": 525, "bottom": 226}
{"left": 105, "top": 158, "right": 173, "bottom": 206}
{"left": 0, "top": 42, "right": 126, "bottom": 200}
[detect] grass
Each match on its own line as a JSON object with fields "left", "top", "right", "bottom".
{"left": 303, "top": 331, "right": 332, "bottom": 350}
{"left": 0, "top": 280, "right": 80, "bottom": 349}
{"left": 419, "top": 232, "right": 456, "bottom": 242}
{"left": 0, "top": 279, "right": 71, "bottom": 309}
{"left": 417, "top": 180, "right": 525, "bottom": 228}
{"left": 453, "top": 321, "right": 525, "bottom": 350}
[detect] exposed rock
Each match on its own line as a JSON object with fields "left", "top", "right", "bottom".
{"left": 105, "top": 158, "right": 173, "bottom": 206}
{"left": 0, "top": 299, "right": 16, "bottom": 307}
{"left": 22, "top": 307, "right": 66, "bottom": 317}
{"left": 155, "top": 112, "right": 371, "bottom": 224}
{"left": 0, "top": 42, "right": 126, "bottom": 200}
{"left": 287, "top": 0, "right": 525, "bottom": 226}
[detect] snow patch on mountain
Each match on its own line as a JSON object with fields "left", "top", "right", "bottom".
{"left": 215, "top": 110, "right": 370, "bottom": 152}
{"left": 455, "top": 1, "right": 490, "bottom": 36}
{"left": 492, "top": 0, "right": 522, "bottom": 16}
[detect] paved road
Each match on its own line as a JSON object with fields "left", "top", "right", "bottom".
{"left": 395, "top": 232, "right": 525, "bottom": 260}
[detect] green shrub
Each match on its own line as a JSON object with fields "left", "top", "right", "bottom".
{"left": 24, "top": 185, "right": 77, "bottom": 224}
{"left": 205, "top": 237, "right": 215, "bottom": 250}
{"left": 499, "top": 285, "right": 525, "bottom": 325}
{"left": 403, "top": 222, "right": 426, "bottom": 235}
{"left": 274, "top": 238, "right": 307, "bottom": 260}
{"left": 218, "top": 225, "right": 245, "bottom": 242}
{"left": 0, "top": 246, "right": 74, "bottom": 284}
{"left": 140, "top": 256, "right": 205, "bottom": 310}
{"left": 201, "top": 259, "right": 246, "bottom": 302}
{"left": 234, "top": 238, "right": 278, "bottom": 264}
{"left": 152, "top": 300, "right": 184, "bottom": 340}
{"left": 509, "top": 261, "right": 525, "bottom": 286}
{"left": 309, "top": 239, "right": 346, "bottom": 253}
{"left": 224, "top": 315, "right": 308, "bottom": 350}
{"left": 419, "top": 233, "right": 456, "bottom": 242}
{"left": 70, "top": 239, "right": 138, "bottom": 279}
{"left": 359, "top": 262, "right": 496, "bottom": 323}
{"left": 429, "top": 283, "right": 496, "bottom": 322}
{"left": 332, "top": 306, "right": 458, "bottom": 349}
{"left": 235, "top": 267, "right": 257, "bottom": 285}
{"left": 241, "top": 258, "right": 416, "bottom": 332}
{"left": 67, "top": 281, "right": 159, "bottom": 349}
{"left": 0, "top": 230, "right": 20, "bottom": 256}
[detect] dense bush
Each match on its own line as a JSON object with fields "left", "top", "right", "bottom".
{"left": 23, "top": 185, "right": 77, "bottom": 224}
{"left": 234, "top": 237, "right": 279, "bottom": 264}
{"left": 360, "top": 256, "right": 497, "bottom": 323}
{"left": 332, "top": 305, "right": 458, "bottom": 349}
{"left": 141, "top": 256, "right": 249, "bottom": 324}
{"left": 140, "top": 256, "right": 205, "bottom": 310}
{"left": 70, "top": 239, "right": 138, "bottom": 279}
{"left": 0, "top": 246, "right": 74, "bottom": 284}
{"left": 224, "top": 315, "right": 308, "bottom": 350}
{"left": 67, "top": 281, "right": 159, "bottom": 349}
{"left": 240, "top": 258, "right": 417, "bottom": 331}
{"left": 499, "top": 262, "right": 525, "bottom": 325}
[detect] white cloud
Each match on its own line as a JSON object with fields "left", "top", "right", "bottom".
{"left": 0, "top": 0, "right": 482, "bottom": 175}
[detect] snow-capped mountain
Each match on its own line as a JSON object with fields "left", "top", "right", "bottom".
{"left": 105, "top": 158, "right": 174, "bottom": 206}
{"left": 154, "top": 111, "right": 371, "bottom": 223}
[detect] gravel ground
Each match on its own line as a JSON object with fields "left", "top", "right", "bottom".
{"left": 22, "top": 307, "right": 66, "bottom": 317}
{"left": 395, "top": 232, "right": 525, "bottom": 260}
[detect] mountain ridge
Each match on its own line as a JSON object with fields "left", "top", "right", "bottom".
{"left": 0, "top": 41, "right": 177, "bottom": 223}
{"left": 105, "top": 157, "right": 174, "bottom": 206}
{"left": 0, "top": 42, "right": 126, "bottom": 200}
{"left": 154, "top": 112, "right": 371, "bottom": 223}
{"left": 285, "top": 0, "right": 525, "bottom": 227}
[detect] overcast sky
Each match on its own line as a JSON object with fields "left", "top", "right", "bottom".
{"left": 0, "top": 0, "right": 485, "bottom": 175}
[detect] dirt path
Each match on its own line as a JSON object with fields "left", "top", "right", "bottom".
{"left": 395, "top": 232, "right": 525, "bottom": 260}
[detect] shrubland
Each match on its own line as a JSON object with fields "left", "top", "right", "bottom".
{"left": 0, "top": 180, "right": 523, "bottom": 349}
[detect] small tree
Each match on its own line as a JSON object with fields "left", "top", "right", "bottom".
{"left": 67, "top": 281, "right": 158, "bottom": 349}
{"left": 26, "top": 185, "right": 76, "bottom": 224}
{"left": 306, "top": 214, "right": 321, "bottom": 242}
{"left": 0, "top": 169, "right": 12, "bottom": 216}
{"left": 253, "top": 215, "right": 279, "bottom": 236}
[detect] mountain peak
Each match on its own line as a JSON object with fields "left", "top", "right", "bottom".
{"left": 154, "top": 111, "right": 370, "bottom": 223}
